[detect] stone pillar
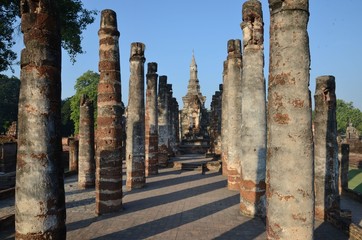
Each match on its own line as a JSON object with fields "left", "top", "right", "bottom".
{"left": 158, "top": 75, "right": 169, "bottom": 166}
{"left": 209, "top": 89, "right": 222, "bottom": 156}
{"left": 96, "top": 9, "right": 123, "bottom": 215}
{"left": 339, "top": 144, "right": 350, "bottom": 193}
{"left": 68, "top": 138, "right": 79, "bottom": 172}
{"left": 167, "top": 84, "right": 175, "bottom": 154}
{"left": 215, "top": 84, "right": 223, "bottom": 156}
{"left": 314, "top": 76, "right": 340, "bottom": 220}
{"left": 16, "top": 0, "right": 66, "bottom": 238}
{"left": 221, "top": 61, "right": 229, "bottom": 176}
{"left": 78, "top": 94, "right": 95, "bottom": 188}
{"left": 226, "top": 39, "right": 242, "bottom": 191}
{"left": 145, "top": 62, "right": 159, "bottom": 176}
{"left": 172, "top": 97, "right": 180, "bottom": 145}
{"left": 266, "top": 1, "right": 314, "bottom": 239}
{"left": 239, "top": 0, "right": 266, "bottom": 217}
{"left": 126, "top": 42, "right": 146, "bottom": 190}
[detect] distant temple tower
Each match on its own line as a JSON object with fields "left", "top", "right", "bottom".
{"left": 180, "top": 52, "right": 209, "bottom": 149}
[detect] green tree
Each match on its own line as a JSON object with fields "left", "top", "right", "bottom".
{"left": 0, "top": 1, "right": 17, "bottom": 72}
{"left": 61, "top": 97, "right": 74, "bottom": 137}
{"left": 336, "top": 99, "right": 362, "bottom": 134}
{"left": 0, "top": 74, "right": 20, "bottom": 133}
{"left": 0, "top": 0, "right": 97, "bottom": 72}
{"left": 70, "top": 70, "right": 99, "bottom": 134}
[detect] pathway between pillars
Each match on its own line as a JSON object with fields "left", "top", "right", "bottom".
{"left": 0, "top": 154, "right": 360, "bottom": 239}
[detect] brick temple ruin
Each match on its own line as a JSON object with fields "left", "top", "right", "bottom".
{"left": 2, "top": 0, "right": 361, "bottom": 239}
{"left": 179, "top": 53, "right": 210, "bottom": 154}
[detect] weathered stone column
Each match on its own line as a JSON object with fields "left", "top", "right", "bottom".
{"left": 158, "top": 75, "right": 169, "bottom": 166}
{"left": 78, "top": 94, "right": 95, "bottom": 188}
{"left": 339, "top": 144, "right": 349, "bottom": 193}
{"left": 96, "top": 9, "right": 123, "bottom": 215}
{"left": 239, "top": 0, "right": 266, "bottom": 217}
{"left": 16, "top": 0, "right": 66, "bottom": 238}
{"left": 126, "top": 42, "right": 146, "bottom": 190}
{"left": 226, "top": 39, "right": 242, "bottom": 191}
{"left": 221, "top": 60, "right": 229, "bottom": 176}
{"left": 68, "top": 138, "right": 79, "bottom": 172}
{"left": 145, "top": 62, "right": 159, "bottom": 176}
{"left": 172, "top": 97, "right": 180, "bottom": 145}
{"left": 314, "top": 75, "right": 340, "bottom": 220}
{"left": 215, "top": 84, "right": 223, "bottom": 156}
{"left": 266, "top": 0, "right": 314, "bottom": 239}
{"left": 167, "top": 84, "right": 176, "bottom": 154}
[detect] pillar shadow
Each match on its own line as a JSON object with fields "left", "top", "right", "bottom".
{"left": 66, "top": 197, "right": 95, "bottom": 209}
{"left": 126, "top": 171, "right": 220, "bottom": 195}
{"left": 67, "top": 178, "right": 226, "bottom": 231}
{"left": 92, "top": 194, "right": 239, "bottom": 239}
{"left": 314, "top": 222, "right": 348, "bottom": 240}
{"left": 66, "top": 187, "right": 95, "bottom": 196}
{"left": 124, "top": 179, "right": 226, "bottom": 214}
{"left": 214, "top": 218, "right": 265, "bottom": 239}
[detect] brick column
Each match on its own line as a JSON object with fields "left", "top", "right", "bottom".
{"left": 96, "top": 9, "right": 123, "bottom": 215}
{"left": 145, "top": 62, "right": 159, "bottom": 176}
{"left": 78, "top": 94, "right": 95, "bottom": 188}
{"left": 126, "top": 42, "right": 146, "bottom": 190}
{"left": 16, "top": 0, "right": 66, "bottom": 238}
{"left": 266, "top": 0, "right": 314, "bottom": 238}
{"left": 239, "top": 0, "right": 266, "bottom": 217}
{"left": 226, "top": 39, "right": 242, "bottom": 191}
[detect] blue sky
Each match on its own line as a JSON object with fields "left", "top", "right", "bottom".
{"left": 6, "top": 0, "right": 362, "bottom": 110}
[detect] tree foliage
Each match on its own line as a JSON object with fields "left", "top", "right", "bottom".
{"left": 336, "top": 99, "right": 362, "bottom": 134}
{"left": 0, "top": 0, "right": 97, "bottom": 72}
{"left": 61, "top": 97, "right": 74, "bottom": 137}
{"left": 70, "top": 70, "right": 99, "bottom": 134}
{"left": 0, "top": 1, "right": 18, "bottom": 72}
{"left": 0, "top": 74, "right": 20, "bottom": 133}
